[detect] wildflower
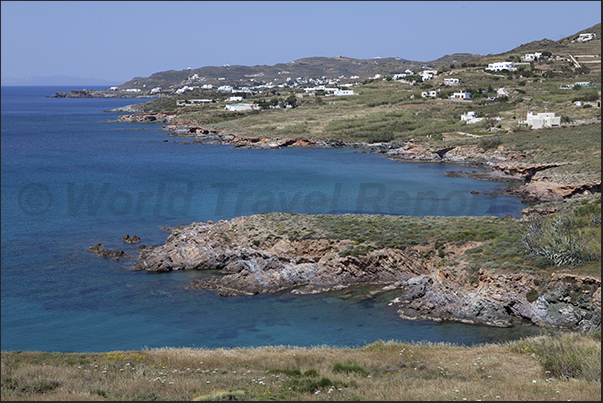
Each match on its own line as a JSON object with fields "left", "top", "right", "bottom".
{"left": 533, "top": 380, "right": 537, "bottom": 383}
{"left": 206, "top": 381, "right": 211, "bottom": 384}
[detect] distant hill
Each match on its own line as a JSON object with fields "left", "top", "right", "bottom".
{"left": 117, "top": 53, "right": 480, "bottom": 90}
{"left": 1, "top": 75, "right": 120, "bottom": 86}
{"left": 506, "top": 22, "right": 601, "bottom": 53}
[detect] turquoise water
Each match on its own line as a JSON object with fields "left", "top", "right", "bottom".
{"left": 1, "top": 86, "right": 539, "bottom": 353}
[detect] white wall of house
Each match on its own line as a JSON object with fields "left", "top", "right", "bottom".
{"left": 578, "top": 33, "right": 596, "bottom": 42}
{"left": 225, "top": 103, "right": 255, "bottom": 111}
{"left": 421, "top": 89, "right": 441, "bottom": 98}
{"left": 444, "top": 78, "right": 459, "bottom": 85}
{"left": 486, "top": 62, "right": 516, "bottom": 71}
{"left": 523, "top": 111, "right": 561, "bottom": 129}
{"left": 522, "top": 52, "right": 542, "bottom": 61}
{"left": 451, "top": 91, "right": 472, "bottom": 99}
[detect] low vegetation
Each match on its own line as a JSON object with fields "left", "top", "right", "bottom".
{"left": 2, "top": 332, "right": 599, "bottom": 401}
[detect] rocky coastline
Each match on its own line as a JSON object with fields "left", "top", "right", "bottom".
{"left": 116, "top": 111, "right": 601, "bottom": 205}
{"left": 99, "top": 112, "right": 601, "bottom": 333}
{"left": 128, "top": 213, "right": 601, "bottom": 332}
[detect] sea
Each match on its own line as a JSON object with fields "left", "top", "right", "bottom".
{"left": 1, "top": 86, "right": 541, "bottom": 353}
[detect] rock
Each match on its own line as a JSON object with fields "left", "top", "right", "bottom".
{"left": 504, "top": 181, "right": 601, "bottom": 203}
{"left": 87, "top": 243, "right": 131, "bottom": 260}
{"left": 391, "top": 268, "right": 601, "bottom": 331}
{"left": 122, "top": 234, "right": 141, "bottom": 244}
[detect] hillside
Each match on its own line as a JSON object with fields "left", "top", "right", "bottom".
{"left": 117, "top": 53, "right": 481, "bottom": 90}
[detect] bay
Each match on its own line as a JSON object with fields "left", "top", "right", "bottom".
{"left": 1, "top": 86, "right": 538, "bottom": 353}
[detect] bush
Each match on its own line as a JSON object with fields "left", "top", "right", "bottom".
{"left": 517, "top": 333, "right": 601, "bottom": 382}
{"left": 526, "top": 288, "right": 539, "bottom": 302}
{"left": 332, "top": 362, "right": 368, "bottom": 375}
{"left": 521, "top": 215, "right": 599, "bottom": 266}
{"left": 479, "top": 137, "right": 502, "bottom": 150}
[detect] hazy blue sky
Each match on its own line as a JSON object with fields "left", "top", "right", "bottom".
{"left": 1, "top": 1, "right": 601, "bottom": 84}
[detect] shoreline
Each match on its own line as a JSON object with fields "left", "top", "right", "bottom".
{"left": 122, "top": 209, "right": 601, "bottom": 334}
{"left": 117, "top": 111, "right": 601, "bottom": 205}
{"left": 93, "top": 112, "right": 602, "bottom": 334}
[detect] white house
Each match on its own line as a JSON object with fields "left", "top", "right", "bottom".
{"left": 443, "top": 78, "right": 459, "bottom": 85}
{"left": 334, "top": 89, "right": 354, "bottom": 96}
{"left": 420, "top": 69, "right": 438, "bottom": 81}
{"left": 175, "top": 86, "right": 197, "bottom": 94}
{"left": 421, "top": 89, "right": 441, "bottom": 98}
{"left": 109, "top": 86, "right": 119, "bottom": 91}
{"left": 150, "top": 87, "right": 162, "bottom": 94}
{"left": 201, "top": 84, "right": 213, "bottom": 89}
{"left": 217, "top": 85, "right": 233, "bottom": 92}
{"left": 577, "top": 33, "right": 596, "bottom": 42}
{"left": 227, "top": 96, "right": 244, "bottom": 102}
{"left": 522, "top": 52, "right": 542, "bottom": 61}
{"left": 460, "top": 111, "right": 484, "bottom": 124}
{"left": 124, "top": 88, "right": 141, "bottom": 93}
{"left": 521, "top": 111, "right": 561, "bottom": 129}
{"left": 486, "top": 62, "right": 516, "bottom": 72}
{"left": 225, "top": 103, "right": 256, "bottom": 111}
{"left": 497, "top": 87, "right": 509, "bottom": 96}
{"left": 451, "top": 91, "right": 472, "bottom": 100}
{"left": 177, "top": 99, "right": 213, "bottom": 106}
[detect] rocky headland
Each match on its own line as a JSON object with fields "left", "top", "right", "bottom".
{"left": 129, "top": 212, "right": 601, "bottom": 332}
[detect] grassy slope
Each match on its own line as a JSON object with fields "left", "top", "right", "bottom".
{"left": 1, "top": 332, "right": 600, "bottom": 401}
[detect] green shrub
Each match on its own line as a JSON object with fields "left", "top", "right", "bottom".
{"left": 526, "top": 288, "right": 539, "bottom": 302}
{"left": 332, "top": 362, "right": 368, "bottom": 375}
{"left": 303, "top": 369, "right": 319, "bottom": 377}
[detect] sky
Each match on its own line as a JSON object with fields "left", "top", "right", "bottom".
{"left": 1, "top": 1, "right": 601, "bottom": 84}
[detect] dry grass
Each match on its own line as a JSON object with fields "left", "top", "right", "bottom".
{"left": 2, "top": 333, "right": 600, "bottom": 401}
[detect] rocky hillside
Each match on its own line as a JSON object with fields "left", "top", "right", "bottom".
{"left": 117, "top": 53, "right": 480, "bottom": 90}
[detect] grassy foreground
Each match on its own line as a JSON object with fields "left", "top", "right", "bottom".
{"left": 1, "top": 332, "right": 600, "bottom": 401}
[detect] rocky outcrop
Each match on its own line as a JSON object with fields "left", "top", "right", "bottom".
{"left": 118, "top": 112, "right": 178, "bottom": 124}
{"left": 122, "top": 234, "right": 141, "bottom": 244}
{"left": 130, "top": 214, "right": 601, "bottom": 332}
{"left": 132, "top": 219, "right": 431, "bottom": 296}
{"left": 445, "top": 164, "right": 564, "bottom": 182}
{"left": 87, "top": 243, "right": 131, "bottom": 260}
{"left": 391, "top": 269, "right": 601, "bottom": 332}
{"left": 502, "top": 181, "right": 601, "bottom": 204}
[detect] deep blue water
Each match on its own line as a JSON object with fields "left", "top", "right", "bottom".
{"left": 1, "top": 86, "right": 539, "bottom": 353}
